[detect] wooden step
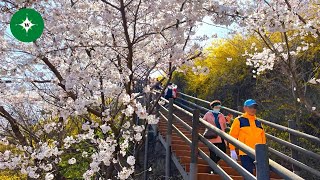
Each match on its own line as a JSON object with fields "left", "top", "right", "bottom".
{"left": 218, "top": 160, "right": 241, "bottom": 167}
{"left": 178, "top": 156, "right": 208, "bottom": 165}
{"left": 172, "top": 146, "right": 210, "bottom": 155}
{"left": 197, "top": 173, "right": 244, "bottom": 180}
{"left": 158, "top": 122, "right": 203, "bottom": 128}
{"left": 159, "top": 128, "right": 208, "bottom": 137}
{"left": 197, "top": 172, "right": 282, "bottom": 180}
{"left": 159, "top": 126, "right": 210, "bottom": 135}
{"left": 170, "top": 140, "right": 217, "bottom": 150}
{"left": 158, "top": 125, "right": 191, "bottom": 131}
{"left": 179, "top": 156, "right": 239, "bottom": 167}
{"left": 183, "top": 161, "right": 282, "bottom": 179}
{"left": 171, "top": 135, "right": 190, "bottom": 142}
{"left": 253, "top": 170, "right": 282, "bottom": 179}
{"left": 184, "top": 164, "right": 210, "bottom": 174}
{"left": 184, "top": 164, "right": 241, "bottom": 176}
{"left": 171, "top": 144, "right": 230, "bottom": 155}
{"left": 160, "top": 129, "right": 192, "bottom": 136}
{"left": 173, "top": 150, "right": 209, "bottom": 157}
{"left": 159, "top": 128, "right": 191, "bottom": 134}
{"left": 159, "top": 128, "right": 190, "bottom": 134}
{"left": 172, "top": 132, "right": 192, "bottom": 138}
{"left": 172, "top": 140, "right": 189, "bottom": 145}
{"left": 171, "top": 143, "right": 208, "bottom": 149}
{"left": 184, "top": 164, "right": 240, "bottom": 175}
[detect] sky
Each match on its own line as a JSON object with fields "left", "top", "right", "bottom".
{"left": 194, "top": 16, "right": 232, "bottom": 47}
{"left": 150, "top": 16, "right": 233, "bottom": 78}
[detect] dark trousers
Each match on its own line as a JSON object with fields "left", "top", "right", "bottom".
{"left": 209, "top": 140, "right": 226, "bottom": 172}
{"left": 240, "top": 155, "right": 255, "bottom": 174}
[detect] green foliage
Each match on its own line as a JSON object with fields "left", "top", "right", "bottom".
{"left": 59, "top": 150, "right": 91, "bottom": 179}
{"left": 173, "top": 35, "right": 259, "bottom": 107}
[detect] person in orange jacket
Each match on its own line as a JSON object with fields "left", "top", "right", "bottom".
{"left": 229, "top": 99, "right": 266, "bottom": 174}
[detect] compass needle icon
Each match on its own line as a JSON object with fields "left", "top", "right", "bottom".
{"left": 19, "top": 16, "right": 36, "bottom": 33}
{"left": 10, "top": 8, "right": 44, "bottom": 42}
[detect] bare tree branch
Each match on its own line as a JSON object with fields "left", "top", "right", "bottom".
{"left": 101, "top": 0, "right": 120, "bottom": 10}
{"left": 0, "top": 106, "right": 28, "bottom": 146}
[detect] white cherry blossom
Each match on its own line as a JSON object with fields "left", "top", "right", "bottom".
{"left": 68, "top": 158, "right": 76, "bottom": 165}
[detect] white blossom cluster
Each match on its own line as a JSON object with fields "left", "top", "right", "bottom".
{"left": 235, "top": 1, "right": 320, "bottom": 77}
{"left": 0, "top": 141, "right": 63, "bottom": 179}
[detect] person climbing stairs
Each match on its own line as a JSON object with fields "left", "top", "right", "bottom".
{"left": 157, "top": 109, "right": 283, "bottom": 180}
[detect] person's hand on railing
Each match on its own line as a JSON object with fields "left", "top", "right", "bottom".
{"left": 230, "top": 150, "right": 238, "bottom": 160}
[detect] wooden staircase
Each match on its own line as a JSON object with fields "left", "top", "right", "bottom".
{"left": 157, "top": 110, "right": 283, "bottom": 180}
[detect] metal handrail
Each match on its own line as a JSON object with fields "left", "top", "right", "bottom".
{"left": 160, "top": 97, "right": 194, "bottom": 118}
{"left": 174, "top": 101, "right": 206, "bottom": 117}
{"left": 178, "top": 92, "right": 320, "bottom": 144}
{"left": 176, "top": 95, "right": 320, "bottom": 175}
{"left": 268, "top": 147, "right": 320, "bottom": 177}
{"left": 174, "top": 100, "right": 195, "bottom": 112}
{"left": 158, "top": 110, "right": 232, "bottom": 179}
{"left": 177, "top": 97, "right": 209, "bottom": 113}
{"left": 266, "top": 133, "right": 320, "bottom": 160}
{"left": 177, "top": 96, "right": 320, "bottom": 156}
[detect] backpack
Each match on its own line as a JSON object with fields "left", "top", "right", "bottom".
{"left": 172, "top": 86, "right": 178, "bottom": 98}
{"left": 165, "top": 87, "right": 173, "bottom": 99}
{"left": 203, "top": 112, "right": 222, "bottom": 139}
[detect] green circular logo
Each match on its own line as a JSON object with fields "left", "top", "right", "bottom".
{"left": 10, "top": 8, "right": 44, "bottom": 43}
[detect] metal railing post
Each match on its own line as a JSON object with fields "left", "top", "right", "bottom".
{"left": 156, "top": 92, "right": 160, "bottom": 118}
{"left": 146, "top": 92, "right": 151, "bottom": 109}
{"left": 288, "top": 120, "right": 301, "bottom": 175}
{"left": 165, "top": 98, "right": 174, "bottom": 180}
{"left": 143, "top": 92, "right": 151, "bottom": 180}
{"left": 255, "top": 144, "right": 270, "bottom": 180}
{"left": 143, "top": 124, "right": 149, "bottom": 180}
{"left": 154, "top": 92, "right": 160, "bottom": 137}
{"left": 190, "top": 109, "right": 200, "bottom": 180}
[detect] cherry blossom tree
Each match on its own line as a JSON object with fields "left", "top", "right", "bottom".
{"left": 235, "top": 0, "right": 320, "bottom": 117}
{"left": 0, "top": 0, "right": 237, "bottom": 179}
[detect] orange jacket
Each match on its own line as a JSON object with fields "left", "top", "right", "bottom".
{"left": 229, "top": 112, "right": 266, "bottom": 155}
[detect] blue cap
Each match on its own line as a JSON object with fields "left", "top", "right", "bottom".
{"left": 244, "top": 99, "right": 258, "bottom": 107}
